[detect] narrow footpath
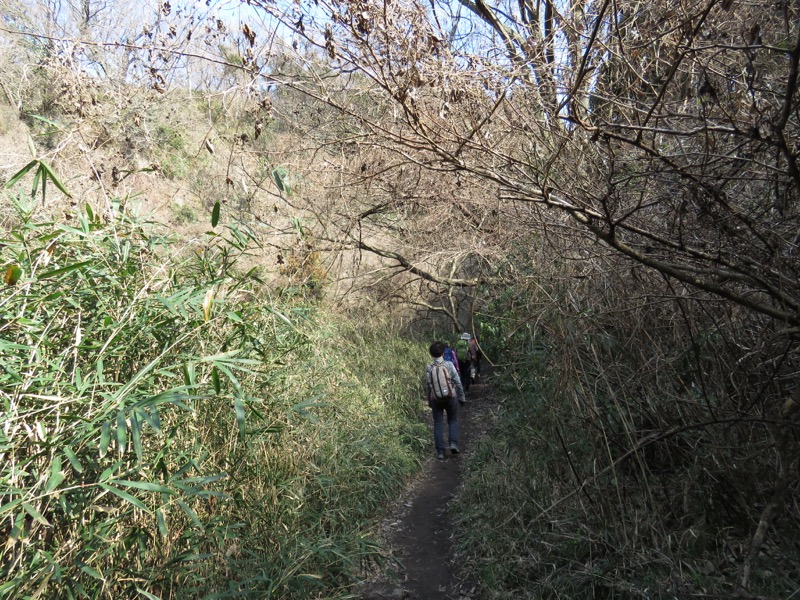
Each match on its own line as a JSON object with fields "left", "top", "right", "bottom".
{"left": 359, "top": 372, "right": 497, "bottom": 600}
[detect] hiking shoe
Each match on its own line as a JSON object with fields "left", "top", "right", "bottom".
{"left": 436, "top": 452, "right": 445, "bottom": 461}
{"left": 450, "top": 442, "right": 459, "bottom": 455}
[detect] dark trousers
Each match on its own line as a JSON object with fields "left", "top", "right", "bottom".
{"left": 458, "top": 358, "right": 471, "bottom": 391}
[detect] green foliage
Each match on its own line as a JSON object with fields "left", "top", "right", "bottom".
{"left": 0, "top": 194, "right": 429, "bottom": 598}
{"left": 159, "top": 154, "right": 189, "bottom": 181}
{"left": 171, "top": 203, "right": 198, "bottom": 225}
{"left": 155, "top": 125, "right": 186, "bottom": 152}
{"left": 18, "top": 68, "right": 60, "bottom": 120}
{"left": 4, "top": 137, "right": 71, "bottom": 204}
{"left": 272, "top": 166, "right": 291, "bottom": 195}
{"left": 153, "top": 124, "right": 197, "bottom": 181}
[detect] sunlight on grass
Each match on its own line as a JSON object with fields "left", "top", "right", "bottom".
{"left": 0, "top": 195, "right": 428, "bottom": 599}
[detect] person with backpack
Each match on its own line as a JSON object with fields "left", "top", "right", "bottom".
{"left": 442, "top": 342, "right": 460, "bottom": 375}
{"left": 425, "top": 340, "right": 466, "bottom": 460}
{"left": 454, "top": 333, "right": 472, "bottom": 392}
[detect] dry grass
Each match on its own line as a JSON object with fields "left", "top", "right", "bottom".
{"left": 454, "top": 233, "right": 800, "bottom": 598}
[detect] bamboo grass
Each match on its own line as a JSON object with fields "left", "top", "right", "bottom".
{"left": 0, "top": 195, "right": 427, "bottom": 599}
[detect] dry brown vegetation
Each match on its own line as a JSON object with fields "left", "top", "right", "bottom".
{"left": 1, "top": 0, "right": 799, "bottom": 597}
{"left": 252, "top": 0, "right": 800, "bottom": 595}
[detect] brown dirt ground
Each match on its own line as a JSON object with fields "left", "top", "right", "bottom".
{"left": 358, "top": 370, "right": 497, "bottom": 600}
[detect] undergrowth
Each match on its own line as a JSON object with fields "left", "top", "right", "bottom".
{"left": 455, "top": 276, "right": 800, "bottom": 599}
{"left": 0, "top": 192, "right": 428, "bottom": 599}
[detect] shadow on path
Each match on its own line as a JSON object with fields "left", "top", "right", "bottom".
{"left": 359, "top": 371, "right": 497, "bottom": 600}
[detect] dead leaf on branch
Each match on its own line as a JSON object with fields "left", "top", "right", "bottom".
{"left": 325, "top": 24, "right": 336, "bottom": 59}
{"left": 242, "top": 23, "right": 256, "bottom": 47}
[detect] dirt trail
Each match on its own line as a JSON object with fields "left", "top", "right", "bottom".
{"left": 360, "top": 373, "right": 496, "bottom": 600}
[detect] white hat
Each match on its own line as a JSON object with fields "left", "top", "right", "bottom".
{"left": 460, "top": 332, "right": 471, "bottom": 340}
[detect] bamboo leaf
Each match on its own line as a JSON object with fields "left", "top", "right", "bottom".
{"left": 38, "top": 160, "right": 71, "bottom": 198}
{"left": 0, "top": 340, "right": 31, "bottom": 352}
{"left": 173, "top": 474, "right": 227, "bottom": 486}
{"left": 26, "top": 113, "right": 61, "bottom": 128}
{"left": 234, "top": 395, "right": 246, "bottom": 438}
{"left": 100, "top": 483, "right": 148, "bottom": 512}
{"left": 199, "top": 352, "right": 261, "bottom": 371}
{"left": 0, "top": 497, "right": 23, "bottom": 516}
{"left": 99, "top": 461, "right": 124, "bottom": 483}
{"left": 45, "top": 455, "right": 65, "bottom": 493}
{"left": 267, "top": 307, "right": 296, "bottom": 329}
{"left": 199, "top": 350, "right": 245, "bottom": 362}
{"left": 4, "top": 160, "right": 38, "bottom": 189}
{"left": 41, "top": 168, "right": 48, "bottom": 203}
{"left": 134, "top": 390, "right": 195, "bottom": 410}
{"left": 114, "top": 480, "right": 173, "bottom": 494}
{"left": 183, "top": 362, "right": 196, "bottom": 387}
{"left": 4, "top": 265, "right": 23, "bottom": 286}
{"left": 78, "top": 563, "right": 103, "bottom": 580}
{"left": 63, "top": 446, "right": 84, "bottom": 473}
{"left": 225, "top": 225, "right": 249, "bottom": 250}
{"left": 99, "top": 422, "right": 111, "bottom": 458}
{"left": 31, "top": 164, "right": 42, "bottom": 199}
{"left": 21, "top": 502, "right": 50, "bottom": 525}
{"left": 272, "top": 167, "right": 285, "bottom": 192}
{"left": 38, "top": 260, "right": 92, "bottom": 279}
{"left": 214, "top": 361, "right": 242, "bottom": 392}
{"left": 156, "top": 508, "right": 168, "bottom": 539}
{"left": 211, "top": 200, "right": 221, "bottom": 228}
{"left": 116, "top": 410, "right": 127, "bottom": 456}
{"left": 139, "top": 406, "right": 162, "bottom": 433}
{"left": 211, "top": 366, "right": 221, "bottom": 395}
{"left": 176, "top": 498, "right": 203, "bottom": 530}
{"left": 291, "top": 396, "right": 326, "bottom": 424}
{"left": 130, "top": 410, "right": 143, "bottom": 462}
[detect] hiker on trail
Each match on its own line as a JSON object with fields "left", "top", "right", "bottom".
{"left": 442, "top": 341, "right": 460, "bottom": 374}
{"left": 468, "top": 335, "right": 481, "bottom": 382}
{"left": 425, "top": 341, "right": 465, "bottom": 460}
{"left": 454, "top": 333, "right": 473, "bottom": 392}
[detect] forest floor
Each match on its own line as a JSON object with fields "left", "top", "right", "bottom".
{"left": 359, "top": 369, "right": 498, "bottom": 600}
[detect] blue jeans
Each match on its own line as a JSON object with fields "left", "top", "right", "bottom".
{"left": 431, "top": 398, "right": 458, "bottom": 453}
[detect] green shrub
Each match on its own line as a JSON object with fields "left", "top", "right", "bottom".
{"left": 155, "top": 124, "right": 186, "bottom": 151}
{"left": 171, "top": 202, "right": 198, "bottom": 224}
{"left": 0, "top": 194, "right": 428, "bottom": 598}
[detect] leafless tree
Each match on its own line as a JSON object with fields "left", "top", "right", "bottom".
{"left": 250, "top": 0, "right": 799, "bottom": 330}
{"left": 244, "top": 0, "right": 800, "bottom": 593}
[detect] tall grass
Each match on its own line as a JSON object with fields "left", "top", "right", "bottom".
{"left": 0, "top": 193, "right": 428, "bottom": 598}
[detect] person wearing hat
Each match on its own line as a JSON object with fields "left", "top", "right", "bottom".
{"left": 454, "top": 332, "right": 473, "bottom": 393}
